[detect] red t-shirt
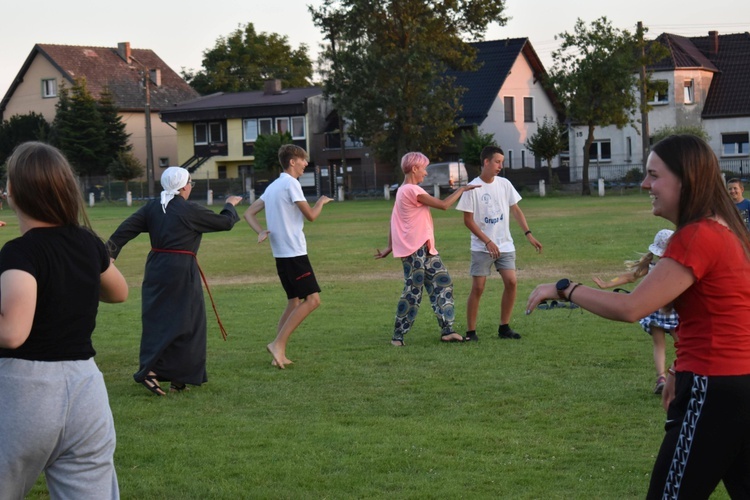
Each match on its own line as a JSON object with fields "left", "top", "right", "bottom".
{"left": 664, "top": 219, "right": 750, "bottom": 375}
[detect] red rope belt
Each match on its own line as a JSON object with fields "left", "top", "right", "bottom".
{"left": 151, "top": 248, "right": 228, "bottom": 341}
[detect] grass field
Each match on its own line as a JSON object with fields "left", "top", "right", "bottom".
{"left": 5, "top": 193, "right": 731, "bottom": 499}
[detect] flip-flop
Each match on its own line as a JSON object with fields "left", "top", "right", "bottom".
{"left": 440, "top": 333, "right": 465, "bottom": 343}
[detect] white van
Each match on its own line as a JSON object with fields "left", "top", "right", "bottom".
{"left": 418, "top": 162, "right": 468, "bottom": 191}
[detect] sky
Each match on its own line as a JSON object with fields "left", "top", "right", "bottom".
{"left": 1, "top": 0, "right": 749, "bottom": 100}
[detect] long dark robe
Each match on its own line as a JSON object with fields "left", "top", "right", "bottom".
{"left": 108, "top": 197, "right": 240, "bottom": 385}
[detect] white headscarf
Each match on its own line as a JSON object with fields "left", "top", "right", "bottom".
{"left": 160, "top": 167, "right": 190, "bottom": 213}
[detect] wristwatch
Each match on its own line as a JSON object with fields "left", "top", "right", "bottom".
{"left": 556, "top": 278, "right": 571, "bottom": 299}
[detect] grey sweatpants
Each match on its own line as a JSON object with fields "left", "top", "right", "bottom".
{"left": 0, "top": 358, "right": 119, "bottom": 500}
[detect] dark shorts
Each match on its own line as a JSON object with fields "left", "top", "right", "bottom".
{"left": 275, "top": 255, "right": 321, "bottom": 300}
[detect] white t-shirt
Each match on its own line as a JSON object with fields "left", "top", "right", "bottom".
{"left": 260, "top": 172, "right": 308, "bottom": 258}
{"left": 456, "top": 176, "right": 522, "bottom": 253}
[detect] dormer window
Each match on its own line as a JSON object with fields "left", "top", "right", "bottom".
{"left": 683, "top": 79, "right": 694, "bottom": 104}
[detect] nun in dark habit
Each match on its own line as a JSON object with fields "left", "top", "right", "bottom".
{"left": 108, "top": 167, "right": 242, "bottom": 396}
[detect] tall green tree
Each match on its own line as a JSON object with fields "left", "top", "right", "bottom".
{"left": 182, "top": 23, "right": 313, "bottom": 94}
{"left": 98, "top": 86, "right": 131, "bottom": 168}
{"left": 0, "top": 112, "right": 51, "bottom": 166}
{"left": 311, "top": 0, "right": 508, "bottom": 172}
{"left": 525, "top": 116, "right": 567, "bottom": 180}
{"left": 108, "top": 150, "right": 144, "bottom": 193}
{"left": 549, "top": 18, "right": 664, "bottom": 195}
{"left": 52, "top": 78, "right": 107, "bottom": 178}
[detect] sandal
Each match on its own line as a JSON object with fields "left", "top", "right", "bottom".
{"left": 653, "top": 375, "right": 667, "bottom": 395}
{"left": 170, "top": 382, "right": 189, "bottom": 393}
{"left": 440, "top": 332, "right": 464, "bottom": 343}
{"left": 537, "top": 301, "right": 550, "bottom": 310}
{"left": 391, "top": 339, "right": 405, "bottom": 346}
{"left": 140, "top": 373, "right": 165, "bottom": 396}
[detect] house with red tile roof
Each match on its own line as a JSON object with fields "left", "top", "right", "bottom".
{"left": 567, "top": 31, "right": 750, "bottom": 180}
{"left": 0, "top": 42, "right": 199, "bottom": 181}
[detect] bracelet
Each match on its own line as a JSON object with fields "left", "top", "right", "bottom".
{"left": 567, "top": 283, "right": 582, "bottom": 302}
{"left": 668, "top": 366, "right": 676, "bottom": 376}
{"left": 524, "top": 230, "right": 532, "bottom": 236}
{"left": 484, "top": 240, "right": 491, "bottom": 247}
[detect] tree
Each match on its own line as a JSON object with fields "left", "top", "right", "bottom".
{"left": 108, "top": 151, "right": 144, "bottom": 194}
{"left": 182, "top": 22, "right": 313, "bottom": 94}
{"left": 98, "top": 86, "right": 131, "bottom": 168}
{"left": 253, "top": 132, "right": 293, "bottom": 177}
{"left": 651, "top": 124, "right": 710, "bottom": 145}
{"left": 52, "top": 79, "right": 107, "bottom": 178}
{"left": 311, "top": 0, "right": 508, "bottom": 172}
{"left": 0, "top": 112, "right": 51, "bottom": 166}
{"left": 460, "top": 127, "right": 497, "bottom": 178}
{"left": 549, "top": 18, "right": 664, "bottom": 195}
{"left": 524, "top": 116, "right": 567, "bottom": 180}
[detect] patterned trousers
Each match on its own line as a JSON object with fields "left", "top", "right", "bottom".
{"left": 392, "top": 245, "right": 455, "bottom": 342}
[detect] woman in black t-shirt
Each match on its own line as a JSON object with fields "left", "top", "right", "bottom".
{"left": 0, "top": 142, "right": 128, "bottom": 499}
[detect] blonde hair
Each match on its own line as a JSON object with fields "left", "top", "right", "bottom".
{"left": 625, "top": 252, "right": 656, "bottom": 279}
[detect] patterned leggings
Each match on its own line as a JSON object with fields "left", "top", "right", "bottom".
{"left": 392, "top": 245, "right": 456, "bottom": 342}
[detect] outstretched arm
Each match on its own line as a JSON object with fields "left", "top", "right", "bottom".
{"left": 592, "top": 273, "right": 636, "bottom": 289}
{"left": 510, "top": 204, "right": 542, "bottom": 253}
{"left": 295, "top": 195, "right": 333, "bottom": 222}
{"left": 417, "top": 185, "right": 479, "bottom": 211}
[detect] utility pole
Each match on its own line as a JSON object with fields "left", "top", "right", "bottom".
{"left": 638, "top": 21, "right": 650, "bottom": 176}
{"left": 143, "top": 70, "right": 155, "bottom": 198}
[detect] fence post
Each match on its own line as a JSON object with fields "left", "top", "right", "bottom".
{"left": 384, "top": 185, "right": 390, "bottom": 200}
{"left": 539, "top": 179, "right": 546, "bottom": 197}
{"left": 126, "top": 191, "right": 132, "bottom": 207}
{"left": 433, "top": 184, "right": 440, "bottom": 198}
{"left": 89, "top": 192, "right": 95, "bottom": 207}
{"left": 598, "top": 178, "right": 605, "bottom": 197}
{"left": 207, "top": 189, "right": 213, "bottom": 206}
{"left": 338, "top": 186, "right": 344, "bottom": 202}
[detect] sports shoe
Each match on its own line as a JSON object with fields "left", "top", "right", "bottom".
{"left": 464, "top": 331, "right": 479, "bottom": 342}
{"left": 498, "top": 327, "right": 521, "bottom": 339}
{"left": 653, "top": 375, "right": 666, "bottom": 394}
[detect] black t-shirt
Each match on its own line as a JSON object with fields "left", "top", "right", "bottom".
{"left": 0, "top": 226, "right": 109, "bottom": 361}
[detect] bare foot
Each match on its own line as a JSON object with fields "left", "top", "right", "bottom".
{"left": 271, "top": 357, "right": 293, "bottom": 367}
{"left": 267, "top": 343, "right": 286, "bottom": 369}
{"left": 440, "top": 333, "right": 465, "bottom": 343}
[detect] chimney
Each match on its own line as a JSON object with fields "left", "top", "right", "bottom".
{"left": 149, "top": 69, "right": 161, "bottom": 87}
{"left": 264, "top": 79, "right": 282, "bottom": 95}
{"left": 708, "top": 31, "right": 719, "bottom": 55}
{"left": 117, "top": 42, "right": 131, "bottom": 64}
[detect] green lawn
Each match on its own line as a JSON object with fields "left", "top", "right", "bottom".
{"left": 4, "top": 193, "right": 730, "bottom": 499}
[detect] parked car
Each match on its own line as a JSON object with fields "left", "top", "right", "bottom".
{"left": 418, "top": 161, "right": 468, "bottom": 191}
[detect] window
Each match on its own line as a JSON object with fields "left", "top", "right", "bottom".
{"left": 648, "top": 80, "right": 669, "bottom": 104}
{"left": 684, "top": 79, "right": 694, "bottom": 104}
{"left": 243, "top": 119, "right": 258, "bottom": 142}
{"left": 41, "top": 78, "right": 57, "bottom": 98}
{"left": 217, "top": 166, "right": 227, "bottom": 179}
{"left": 722, "top": 133, "right": 749, "bottom": 156}
{"left": 506, "top": 150, "right": 513, "bottom": 168}
{"left": 523, "top": 97, "right": 534, "bottom": 122}
{"left": 588, "top": 140, "right": 612, "bottom": 162}
{"left": 258, "top": 118, "right": 273, "bottom": 136}
{"left": 626, "top": 137, "right": 632, "bottom": 161}
{"left": 504, "top": 96, "right": 514, "bottom": 122}
{"left": 276, "top": 117, "right": 290, "bottom": 135}
{"left": 158, "top": 157, "right": 169, "bottom": 168}
{"left": 194, "top": 122, "right": 223, "bottom": 145}
{"left": 521, "top": 149, "right": 527, "bottom": 168}
{"left": 291, "top": 116, "right": 306, "bottom": 139}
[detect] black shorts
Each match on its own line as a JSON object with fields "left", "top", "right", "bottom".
{"left": 275, "top": 255, "right": 321, "bottom": 300}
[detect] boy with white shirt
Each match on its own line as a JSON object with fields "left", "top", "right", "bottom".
{"left": 456, "top": 146, "right": 543, "bottom": 341}
{"left": 244, "top": 145, "right": 332, "bottom": 368}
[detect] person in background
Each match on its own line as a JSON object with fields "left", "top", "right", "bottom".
{"left": 109, "top": 166, "right": 242, "bottom": 395}
{"left": 244, "top": 145, "right": 332, "bottom": 368}
{"left": 593, "top": 229, "right": 678, "bottom": 394}
{"left": 727, "top": 177, "right": 750, "bottom": 231}
{"left": 375, "top": 151, "right": 478, "bottom": 346}
{"left": 0, "top": 142, "right": 128, "bottom": 499}
{"left": 456, "top": 145, "right": 542, "bottom": 342}
{"left": 527, "top": 135, "right": 750, "bottom": 498}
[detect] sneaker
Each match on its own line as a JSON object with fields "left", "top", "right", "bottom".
{"left": 498, "top": 328, "right": 521, "bottom": 339}
{"left": 653, "top": 375, "right": 666, "bottom": 394}
{"left": 464, "top": 331, "right": 479, "bottom": 342}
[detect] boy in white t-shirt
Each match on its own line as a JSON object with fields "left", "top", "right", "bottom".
{"left": 456, "top": 146, "right": 543, "bottom": 341}
{"left": 244, "top": 145, "right": 332, "bottom": 368}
